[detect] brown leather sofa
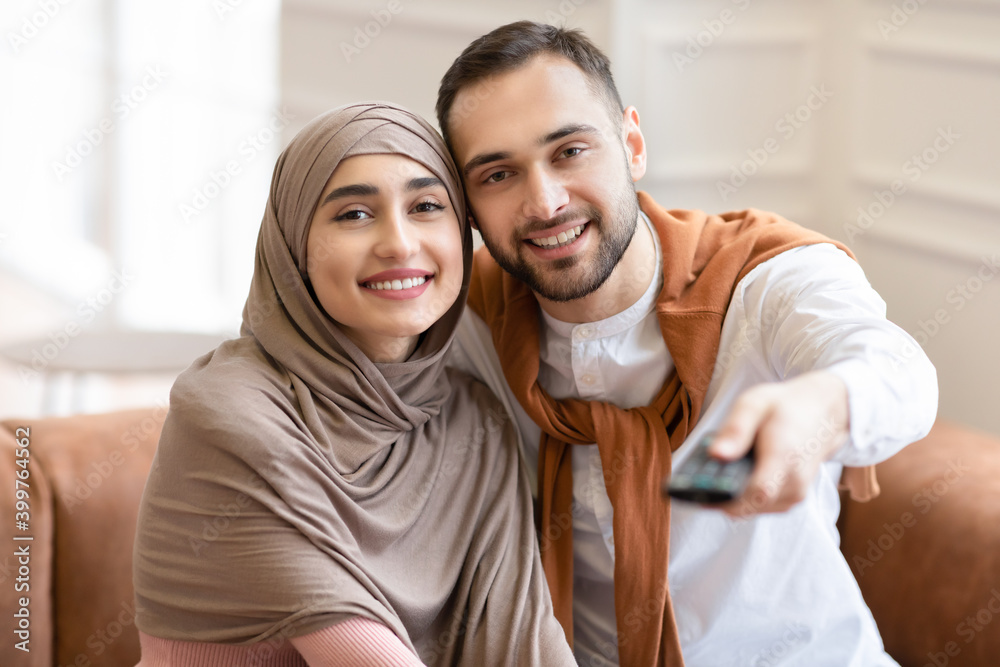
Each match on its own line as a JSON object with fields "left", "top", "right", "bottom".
{"left": 1, "top": 408, "right": 997, "bottom": 667}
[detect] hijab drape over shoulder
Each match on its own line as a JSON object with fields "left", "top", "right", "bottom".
{"left": 133, "top": 103, "right": 573, "bottom": 666}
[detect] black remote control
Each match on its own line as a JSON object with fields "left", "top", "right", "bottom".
{"left": 663, "top": 434, "right": 754, "bottom": 504}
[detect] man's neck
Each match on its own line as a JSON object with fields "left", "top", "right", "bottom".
{"left": 536, "top": 214, "right": 656, "bottom": 324}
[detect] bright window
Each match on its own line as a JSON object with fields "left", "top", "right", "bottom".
{"left": 1, "top": 0, "right": 282, "bottom": 334}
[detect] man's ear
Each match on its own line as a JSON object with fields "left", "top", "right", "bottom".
{"left": 621, "top": 105, "right": 647, "bottom": 182}
{"left": 467, "top": 212, "right": 479, "bottom": 231}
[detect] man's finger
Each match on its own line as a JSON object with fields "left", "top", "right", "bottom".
{"left": 718, "top": 418, "right": 791, "bottom": 517}
{"left": 709, "top": 385, "right": 774, "bottom": 460}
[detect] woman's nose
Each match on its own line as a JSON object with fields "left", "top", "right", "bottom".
{"left": 373, "top": 211, "right": 419, "bottom": 259}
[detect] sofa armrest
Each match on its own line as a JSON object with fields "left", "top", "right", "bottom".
{"left": 0, "top": 422, "right": 55, "bottom": 667}
{"left": 0, "top": 407, "right": 166, "bottom": 667}
{"left": 839, "top": 420, "right": 1000, "bottom": 667}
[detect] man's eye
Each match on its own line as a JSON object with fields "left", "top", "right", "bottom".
{"left": 485, "top": 171, "right": 510, "bottom": 184}
{"left": 561, "top": 147, "right": 583, "bottom": 158}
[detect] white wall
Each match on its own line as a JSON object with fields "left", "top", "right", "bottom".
{"left": 281, "top": 0, "right": 1000, "bottom": 436}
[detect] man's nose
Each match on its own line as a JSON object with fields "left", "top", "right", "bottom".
{"left": 521, "top": 167, "right": 569, "bottom": 222}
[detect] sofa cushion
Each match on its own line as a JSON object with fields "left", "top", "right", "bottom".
{"left": 839, "top": 420, "right": 1000, "bottom": 667}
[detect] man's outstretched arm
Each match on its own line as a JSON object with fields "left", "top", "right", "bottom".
{"left": 707, "top": 243, "right": 938, "bottom": 516}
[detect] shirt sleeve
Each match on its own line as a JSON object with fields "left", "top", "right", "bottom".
{"left": 737, "top": 243, "right": 938, "bottom": 466}
{"left": 291, "top": 617, "right": 426, "bottom": 666}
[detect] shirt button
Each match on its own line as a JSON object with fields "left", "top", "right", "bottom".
{"left": 580, "top": 374, "right": 595, "bottom": 385}
{"left": 577, "top": 326, "right": 593, "bottom": 339}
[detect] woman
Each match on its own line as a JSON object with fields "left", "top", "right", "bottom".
{"left": 132, "top": 103, "right": 574, "bottom": 666}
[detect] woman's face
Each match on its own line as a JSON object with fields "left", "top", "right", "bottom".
{"left": 306, "top": 154, "right": 464, "bottom": 363}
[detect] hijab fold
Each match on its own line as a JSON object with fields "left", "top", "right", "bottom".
{"left": 134, "top": 103, "right": 574, "bottom": 666}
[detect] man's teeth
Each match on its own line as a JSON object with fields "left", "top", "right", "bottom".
{"left": 529, "top": 223, "right": 586, "bottom": 248}
{"left": 365, "top": 276, "right": 428, "bottom": 290}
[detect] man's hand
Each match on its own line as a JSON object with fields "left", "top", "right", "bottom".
{"left": 707, "top": 370, "right": 850, "bottom": 518}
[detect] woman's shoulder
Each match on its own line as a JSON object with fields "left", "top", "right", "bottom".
{"left": 172, "top": 336, "right": 285, "bottom": 397}
{"left": 164, "top": 336, "right": 296, "bottom": 443}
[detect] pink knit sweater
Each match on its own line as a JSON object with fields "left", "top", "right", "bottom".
{"left": 137, "top": 617, "right": 424, "bottom": 666}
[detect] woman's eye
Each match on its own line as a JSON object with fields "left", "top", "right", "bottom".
{"left": 413, "top": 201, "right": 446, "bottom": 214}
{"left": 335, "top": 209, "right": 370, "bottom": 222}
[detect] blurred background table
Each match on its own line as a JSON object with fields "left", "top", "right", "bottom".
{"left": 0, "top": 329, "right": 229, "bottom": 415}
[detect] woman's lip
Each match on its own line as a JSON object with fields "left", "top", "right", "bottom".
{"left": 360, "top": 268, "right": 433, "bottom": 284}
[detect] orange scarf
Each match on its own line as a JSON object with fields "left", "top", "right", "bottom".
{"left": 467, "top": 191, "right": 878, "bottom": 665}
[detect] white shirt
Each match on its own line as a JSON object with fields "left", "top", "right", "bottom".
{"left": 450, "top": 212, "right": 938, "bottom": 666}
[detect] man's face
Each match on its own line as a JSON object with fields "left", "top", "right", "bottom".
{"left": 447, "top": 54, "right": 645, "bottom": 303}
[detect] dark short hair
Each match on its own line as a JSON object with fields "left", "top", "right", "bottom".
{"left": 436, "top": 21, "right": 624, "bottom": 148}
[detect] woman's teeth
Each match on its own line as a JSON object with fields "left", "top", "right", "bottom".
{"left": 365, "top": 276, "right": 427, "bottom": 291}
{"left": 529, "top": 223, "right": 586, "bottom": 248}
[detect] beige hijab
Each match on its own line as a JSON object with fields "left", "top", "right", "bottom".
{"left": 133, "top": 103, "right": 574, "bottom": 666}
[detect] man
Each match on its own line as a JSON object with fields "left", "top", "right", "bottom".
{"left": 437, "top": 21, "right": 936, "bottom": 667}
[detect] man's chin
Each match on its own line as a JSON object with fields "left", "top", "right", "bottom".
{"left": 525, "top": 269, "right": 609, "bottom": 303}
{"left": 482, "top": 238, "right": 609, "bottom": 302}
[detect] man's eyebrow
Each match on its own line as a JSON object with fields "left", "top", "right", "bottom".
{"left": 321, "top": 183, "right": 377, "bottom": 206}
{"left": 463, "top": 151, "right": 511, "bottom": 178}
{"left": 407, "top": 176, "right": 443, "bottom": 191}
{"left": 540, "top": 123, "right": 600, "bottom": 146}
{"left": 462, "top": 124, "right": 602, "bottom": 178}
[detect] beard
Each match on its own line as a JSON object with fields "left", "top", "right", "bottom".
{"left": 477, "top": 177, "right": 640, "bottom": 303}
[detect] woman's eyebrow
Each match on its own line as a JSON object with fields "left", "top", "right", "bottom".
{"left": 321, "top": 183, "right": 378, "bottom": 205}
{"left": 407, "top": 177, "right": 443, "bottom": 191}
